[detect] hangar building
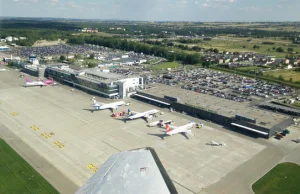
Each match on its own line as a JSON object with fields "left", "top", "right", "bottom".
{"left": 132, "top": 84, "right": 293, "bottom": 139}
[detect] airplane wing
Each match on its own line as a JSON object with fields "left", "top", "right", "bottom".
{"left": 180, "top": 132, "right": 189, "bottom": 140}
{"left": 108, "top": 108, "right": 114, "bottom": 113}
{"left": 142, "top": 116, "right": 149, "bottom": 123}
{"left": 76, "top": 147, "right": 177, "bottom": 194}
{"left": 186, "top": 129, "right": 194, "bottom": 137}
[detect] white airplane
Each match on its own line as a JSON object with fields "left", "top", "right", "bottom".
{"left": 0, "top": 68, "right": 8, "bottom": 72}
{"left": 92, "top": 99, "right": 125, "bottom": 113}
{"left": 207, "top": 141, "right": 226, "bottom": 146}
{"left": 25, "top": 78, "right": 47, "bottom": 87}
{"left": 164, "top": 122, "right": 195, "bottom": 139}
{"left": 148, "top": 120, "right": 174, "bottom": 127}
{"left": 125, "top": 108, "right": 159, "bottom": 123}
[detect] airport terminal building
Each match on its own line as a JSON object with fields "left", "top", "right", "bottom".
{"left": 45, "top": 65, "right": 143, "bottom": 99}
{"left": 132, "top": 84, "right": 293, "bottom": 139}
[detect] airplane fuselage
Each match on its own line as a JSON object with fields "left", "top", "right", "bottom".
{"left": 127, "top": 109, "right": 159, "bottom": 120}
{"left": 94, "top": 101, "right": 125, "bottom": 110}
{"left": 25, "top": 81, "right": 46, "bottom": 87}
{"left": 166, "top": 123, "right": 194, "bottom": 136}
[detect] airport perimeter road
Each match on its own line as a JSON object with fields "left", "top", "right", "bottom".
{"left": 200, "top": 126, "right": 300, "bottom": 194}
{"left": 0, "top": 124, "right": 79, "bottom": 194}
{"left": 200, "top": 139, "right": 285, "bottom": 194}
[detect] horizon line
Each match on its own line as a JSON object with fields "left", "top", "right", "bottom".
{"left": 1, "top": 16, "right": 300, "bottom": 23}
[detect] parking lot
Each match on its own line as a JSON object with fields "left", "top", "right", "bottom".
{"left": 146, "top": 68, "right": 293, "bottom": 102}
{"left": 0, "top": 70, "right": 266, "bottom": 194}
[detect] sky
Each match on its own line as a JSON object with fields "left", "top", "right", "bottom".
{"left": 1, "top": 0, "right": 300, "bottom": 21}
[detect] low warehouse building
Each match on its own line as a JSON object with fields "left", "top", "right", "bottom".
{"left": 132, "top": 84, "right": 293, "bottom": 138}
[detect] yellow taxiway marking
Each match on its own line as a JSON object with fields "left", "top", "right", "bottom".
{"left": 10, "top": 112, "right": 18, "bottom": 116}
{"left": 53, "top": 141, "right": 65, "bottom": 148}
{"left": 86, "top": 164, "right": 98, "bottom": 172}
{"left": 41, "top": 133, "right": 52, "bottom": 139}
{"left": 30, "top": 125, "right": 40, "bottom": 131}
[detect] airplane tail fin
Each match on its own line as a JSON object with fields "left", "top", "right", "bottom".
{"left": 25, "top": 78, "right": 31, "bottom": 83}
{"left": 92, "top": 99, "right": 101, "bottom": 107}
{"left": 127, "top": 108, "right": 131, "bottom": 114}
{"left": 165, "top": 124, "right": 172, "bottom": 133}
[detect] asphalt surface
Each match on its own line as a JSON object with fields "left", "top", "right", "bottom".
{"left": 0, "top": 69, "right": 299, "bottom": 194}
{"left": 0, "top": 124, "right": 79, "bottom": 194}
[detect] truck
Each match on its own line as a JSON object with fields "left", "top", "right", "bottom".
{"left": 195, "top": 123, "right": 204, "bottom": 128}
{"left": 275, "top": 133, "right": 284, "bottom": 140}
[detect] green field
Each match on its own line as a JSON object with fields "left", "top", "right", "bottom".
{"left": 151, "top": 61, "right": 182, "bottom": 69}
{"left": 176, "top": 36, "right": 300, "bottom": 58}
{"left": 237, "top": 66, "right": 263, "bottom": 71}
{"left": 0, "top": 138, "right": 59, "bottom": 194}
{"left": 264, "top": 69, "right": 300, "bottom": 82}
{"left": 252, "top": 162, "right": 300, "bottom": 194}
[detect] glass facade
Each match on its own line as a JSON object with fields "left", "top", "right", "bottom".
{"left": 45, "top": 67, "right": 126, "bottom": 97}
{"left": 45, "top": 68, "right": 72, "bottom": 81}
{"left": 76, "top": 77, "right": 119, "bottom": 95}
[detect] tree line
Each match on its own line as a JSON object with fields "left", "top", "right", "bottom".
{"left": 0, "top": 28, "right": 71, "bottom": 46}
{"left": 68, "top": 36, "right": 202, "bottom": 64}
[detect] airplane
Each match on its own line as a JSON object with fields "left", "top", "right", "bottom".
{"left": 91, "top": 98, "right": 125, "bottom": 113}
{"left": 42, "top": 77, "right": 57, "bottom": 86}
{"left": 0, "top": 68, "right": 8, "bottom": 72}
{"left": 75, "top": 147, "right": 178, "bottom": 194}
{"left": 24, "top": 78, "right": 57, "bottom": 87}
{"left": 148, "top": 120, "right": 174, "bottom": 127}
{"left": 124, "top": 108, "right": 159, "bottom": 123}
{"left": 207, "top": 141, "right": 226, "bottom": 146}
{"left": 164, "top": 122, "right": 195, "bottom": 139}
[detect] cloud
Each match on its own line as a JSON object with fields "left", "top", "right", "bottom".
{"left": 202, "top": 3, "right": 210, "bottom": 7}
{"left": 201, "top": 0, "right": 236, "bottom": 2}
{"left": 13, "top": 0, "right": 39, "bottom": 3}
{"left": 48, "top": 0, "right": 59, "bottom": 6}
{"left": 240, "top": 6, "right": 272, "bottom": 12}
{"left": 67, "top": 1, "right": 76, "bottom": 8}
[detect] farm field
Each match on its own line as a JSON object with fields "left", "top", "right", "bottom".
{"left": 152, "top": 61, "right": 182, "bottom": 69}
{"left": 173, "top": 36, "right": 300, "bottom": 58}
{"left": 0, "top": 138, "right": 59, "bottom": 194}
{"left": 252, "top": 162, "right": 300, "bottom": 194}
{"left": 264, "top": 69, "right": 300, "bottom": 82}
{"left": 200, "top": 39, "right": 300, "bottom": 58}
{"left": 237, "top": 66, "right": 264, "bottom": 71}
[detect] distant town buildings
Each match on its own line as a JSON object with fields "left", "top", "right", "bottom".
{"left": 81, "top": 28, "right": 98, "bottom": 33}
{"left": 109, "top": 28, "right": 126, "bottom": 31}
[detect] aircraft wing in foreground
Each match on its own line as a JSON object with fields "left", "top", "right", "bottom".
{"left": 75, "top": 147, "right": 178, "bottom": 194}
